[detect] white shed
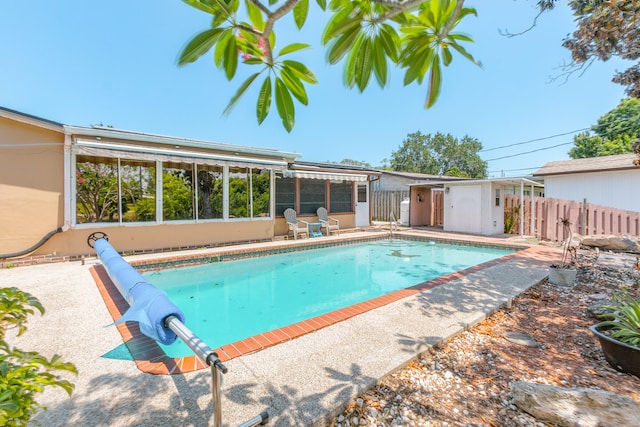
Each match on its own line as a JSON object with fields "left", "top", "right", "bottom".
{"left": 409, "top": 178, "right": 542, "bottom": 236}
{"left": 534, "top": 154, "right": 640, "bottom": 212}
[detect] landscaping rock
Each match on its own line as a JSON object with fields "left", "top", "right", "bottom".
{"left": 511, "top": 382, "right": 640, "bottom": 427}
{"left": 580, "top": 234, "right": 640, "bottom": 252}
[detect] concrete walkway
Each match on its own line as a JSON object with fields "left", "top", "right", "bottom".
{"left": 1, "top": 230, "right": 560, "bottom": 427}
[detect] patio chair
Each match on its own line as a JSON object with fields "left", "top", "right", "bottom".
{"left": 284, "top": 208, "right": 309, "bottom": 239}
{"left": 317, "top": 207, "right": 339, "bottom": 236}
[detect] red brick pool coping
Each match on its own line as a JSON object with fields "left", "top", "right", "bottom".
{"left": 90, "top": 243, "right": 561, "bottom": 375}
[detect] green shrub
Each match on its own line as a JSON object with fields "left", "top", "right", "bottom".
{"left": 0, "top": 287, "right": 77, "bottom": 426}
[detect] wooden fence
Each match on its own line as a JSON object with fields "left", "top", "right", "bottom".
{"left": 371, "top": 190, "right": 409, "bottom": 221}
{"left": 504, "top": 194, "right": 640, "bottom": 241}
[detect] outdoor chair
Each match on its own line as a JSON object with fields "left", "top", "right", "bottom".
{"left": 317, "top": 207, "right": 339, "bottom": 236}
{"left": 284, "top": 208, "right": 309, "bottom": 239}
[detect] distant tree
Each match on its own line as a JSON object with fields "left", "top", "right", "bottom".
{"left": 568, "top": 98, "right": 640, "bottom": 158}
{"left": 389, "top": 131, "right": 486, "bottom": 177}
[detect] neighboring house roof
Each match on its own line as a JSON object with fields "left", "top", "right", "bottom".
{"left": 287, "top": 160, "right": 381, "bottom": 182}
{"left": 376, "top": 170, "right": 468, "bottom": 181}
{"left": 534, "top": 154, "right": 640, "bottom": 176}
{"left": 409, "top": 177, "right": 543, "bottom": 188}
{"left": 0, "top": 106, "right": 64, "bottom": 132}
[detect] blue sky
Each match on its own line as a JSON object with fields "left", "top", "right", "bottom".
{"left": 0, "top": 0, "right": 631, "bottom": 176}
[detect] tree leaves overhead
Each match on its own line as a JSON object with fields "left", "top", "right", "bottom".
{"left": 179, "top": 0, "right": 480, "bottom": 131}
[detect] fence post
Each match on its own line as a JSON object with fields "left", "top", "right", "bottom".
{"left": 582, "top": 198, "right": 588, "bottom": 235}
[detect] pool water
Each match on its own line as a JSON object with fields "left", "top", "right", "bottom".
{"left": 144, "top": 239, "right": 513, "bottom": 357}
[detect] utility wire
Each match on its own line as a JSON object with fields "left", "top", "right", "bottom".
{"left": 484, "top": 141, "right": 573, "bottom": 161}
{"left": 479, "top": 128, "right": 588, "bottom": 153}
{"left": 481, "top": 114, "right": 640, "bottom": 154}
{"left": 484, "top": 117, "right": 640, "bottom": 162}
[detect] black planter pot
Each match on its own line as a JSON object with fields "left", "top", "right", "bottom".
{"left": 590, "top": 324, "right": 640, "bottom": 378}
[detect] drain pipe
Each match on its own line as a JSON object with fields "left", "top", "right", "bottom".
{"left": 0, "top": 224, "right": 69, "bottom": 259}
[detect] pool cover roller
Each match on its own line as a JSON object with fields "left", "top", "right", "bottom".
{"left": 92, "top": 235, "right": 185, "bottom": 345}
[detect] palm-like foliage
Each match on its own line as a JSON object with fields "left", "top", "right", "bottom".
{"left": 597, "top": 291, "right": 640, "bottom": 347}
{"left": 178, "top": 0, "right": 479, "bottom": 131}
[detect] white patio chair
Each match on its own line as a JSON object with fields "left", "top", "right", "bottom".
{"left": 284, "top": 208, "right": 309, "bottom": 239}
{"left": 317, "top": 207, "right": 339, "bottom": 236}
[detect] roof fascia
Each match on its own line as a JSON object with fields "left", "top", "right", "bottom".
{"left": 64, "top": 125, "right": 301, "bottom": 162}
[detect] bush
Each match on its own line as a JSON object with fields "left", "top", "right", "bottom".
{"left": 0, "top": 287, "right": 77, "bottom": 426}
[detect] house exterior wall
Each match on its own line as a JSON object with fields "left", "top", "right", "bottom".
{"left": 1, "top": 114, "right": 366, "bottom": 258}
{"left": 543, "top": 170, "right": 640, "bottom": 212}
{"left": 0, "top": 117, "right": 65, "bottom": 254}
{"left": 372, "top": 175, "right": 414, "bottom": 191}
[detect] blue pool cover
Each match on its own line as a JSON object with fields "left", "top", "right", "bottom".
{"left": 94, "top": 238, "right": 185, "bottom": 345}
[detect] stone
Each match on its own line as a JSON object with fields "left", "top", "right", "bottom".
{"left": 503, "top": 332, "right": 539, "bottom": 347}
{"left": 580, "top": 234, "right": 640, "bottom": 252}
{"left": 511, "top": 382, "right": 640, "bottom": 427}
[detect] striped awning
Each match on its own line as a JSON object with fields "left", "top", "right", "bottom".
{"left": 283, "top": 170, "right": 368, "bottom": 182}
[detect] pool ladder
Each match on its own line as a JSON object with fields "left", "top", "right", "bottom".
{"left": 165, "top": 316, "right": 269, "bottom": 427}
{"left": 389, "top": 212, "right": 398, "bottom": 237}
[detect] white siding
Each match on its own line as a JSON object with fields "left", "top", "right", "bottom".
{"left": 444, "top": 185, "right": 481, "bottom": 234}
{"left": 544, "top": 170, "right": 640, "bottom": 212}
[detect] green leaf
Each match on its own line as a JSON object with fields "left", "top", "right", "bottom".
{"left": 245, "top": 0, "right": 265, "bottom": 30}
{"left": 278, "top": 43, "right": 311, "bottom": 57}
{"left": 281, "top": 60, "right": 318, "bottom": 84}
{"left": 372, "top": 37, "right": 388, "bottom": 87}
{"left": 223, "top": 72, "right": 260, "bottom": 115}
{"left": 243, "top": 57, "right": 265, "bottom": 65}
{"left": 377, "top": 24, "right": 400, "bottom": 63}
{"left": 177, "top": 28, "right": 223, "bottom": 66}
{"left": 256, "top": 76, "right": 272, "bottom": 124}
{"left": 293, "top": 0, "right": 309, "bottom": 29}
{"left": 223, "top": 36, "right": 239, "bottom": 80}
{"left": 442, "top": 45, "right": 452, "bottom": 66}
{"left": 280, "top": 66, "right": 308, "bottom": 105}
{"left": 275, "top": 77, "right": 295, "bottom": 132}
{"left": 315, "top": 0, "right": 327, "bottom": 11}
{"left": 425, "top": 54, "right": 442, "bottom": 108}
{"left": 327, "top": 24, "right": 361, "bottom": 64}
{"left": 449, "top": 41, "right": 482, "bottom": 67}
{"left": 322, "top": 5, "right": 358, "bottom": 44}
{"left": 180, "top": 0, "right": 218, "bottom": 14}
{"left": 353, "top": 36, "right": 373, "bottom": 92}
{"left": 214, "top": 29, "right": 232, "bottom": 69}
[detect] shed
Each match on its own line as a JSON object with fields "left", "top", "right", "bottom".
{"left": 534, "top": 154, "right": 640, "bottom": 212}
{"left": 409, "top": 178, "right": 543, "bottom": 236}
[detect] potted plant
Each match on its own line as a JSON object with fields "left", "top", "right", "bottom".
{"left": 590, "top": 290, "right": 640, "bottom": 378}
{"left": 548, "top": 217, "right": 578, "bottom": 286}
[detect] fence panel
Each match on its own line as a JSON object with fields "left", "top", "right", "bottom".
{"left": 504, "top": 194, "right": 640, "bottom": 241}
{"left": 371, "top": 190, "right": 408, "bottom": 221}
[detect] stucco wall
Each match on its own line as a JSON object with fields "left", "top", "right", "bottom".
{"left": 543, "top": 170, "right": 640, "bottom": 212}
{"left": 0, "top": 118, "right": 65, "bottom": 255}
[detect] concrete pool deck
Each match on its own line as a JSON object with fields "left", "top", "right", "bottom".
{"left": 1, "top": 229, "right": 561, "bottom": 427}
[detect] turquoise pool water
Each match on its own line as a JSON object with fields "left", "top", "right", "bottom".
{"left": 144, "top": 239, "right": 514, "bottom": 357}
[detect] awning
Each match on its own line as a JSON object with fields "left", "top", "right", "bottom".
{"left": 73, "top": 139, "right": 288, "bottom": 170}
{"left": 283, "top": 170, "right": 368, "bottom": 182}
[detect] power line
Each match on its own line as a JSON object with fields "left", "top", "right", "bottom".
{"left": 479, "top": 128, "right": 588, "bottom": 153}
{"left": 484, "top": 141, "right": 573, "bottom": 161}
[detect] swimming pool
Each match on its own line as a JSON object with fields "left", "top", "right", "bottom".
{"left": 144, "top": 238, "right": 514, "bottom": 358}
